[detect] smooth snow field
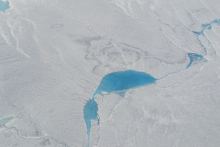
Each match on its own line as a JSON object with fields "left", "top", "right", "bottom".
{"left": 1, "top": 0, "right": 220, "bottom": 147}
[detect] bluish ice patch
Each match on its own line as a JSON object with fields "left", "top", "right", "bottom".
{"left": 0, "top": 116, "right": 13, "bottom": 127}
{"left": 212, "top": 19, "right": 220, "bottom": 25}
{"left": 0, "top": 0, "right": 10, "bottom": 12}
{"left": 192, "top": 31, "right": 202, "bottom": 35}
{"left": 207, "top": 26, "right": 212, "bottom": 30}
{"left": 186, "top": 53, "right": 203, "bottom": 68}
{"left": 83, "top": 99, "right": 99, "bottom": 147}
{"left": 94, "top": 70, "right": 157, "bottom": 96}
{"left": 202, "top": 23, "right": 210, "bottom": 28}
{"left": 118, "top": 91, "right": 126, "bottom": 98}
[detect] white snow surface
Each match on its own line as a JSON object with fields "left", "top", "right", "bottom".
{"left": 1, "top": 0, "right": 220, "bottom": 147}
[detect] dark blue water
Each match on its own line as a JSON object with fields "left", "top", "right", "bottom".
{"left": 0, "top": 0, "right": 10, "bottom": 12}
{"left": 84, "top": 70, "right": 157, "bottom": 147}
{"left": 186, "top": 53, "right": 203, "bottom": 68}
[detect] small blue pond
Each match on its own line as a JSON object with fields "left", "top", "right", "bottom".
{"left": 0, "top": 116, "right": 13, "bottom": 127}
{"left": 186, "top": 53, "right": 203, "bottom": 68}
{"left": 84, "top": 70, "right": 157, "bottom": 147}
{"left": 0, "top": 0, "right": 10, "bottom": 12}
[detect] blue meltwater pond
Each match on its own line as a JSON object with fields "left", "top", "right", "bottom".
{"left": 0, "top": 0, "right": 10, "bottom": 12}
{"left": 83, "top": 70, "right": 157, "bottom": 147}
{"left": 94, "top": 70, "right": 157, "bottom": 96}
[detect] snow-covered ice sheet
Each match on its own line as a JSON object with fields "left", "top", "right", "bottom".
{"left": 1, "top": 0, "right": 220, "bottom": 147}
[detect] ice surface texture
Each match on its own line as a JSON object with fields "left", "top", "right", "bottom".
{"left": 1, "top": 0, "right": 220, "bottom": 147}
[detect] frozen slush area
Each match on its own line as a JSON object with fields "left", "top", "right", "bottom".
{"left": 1, "top": 0, "right": 220, "bottom": 147}
{"left": 0, "top": 0, "right": 9, "bottom": 12}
